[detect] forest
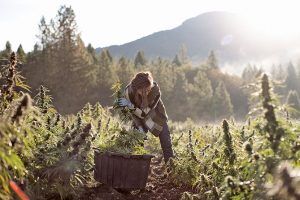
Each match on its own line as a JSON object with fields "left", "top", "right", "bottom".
{"left": 1, "top": 5, "right": 300, "bottom": 200}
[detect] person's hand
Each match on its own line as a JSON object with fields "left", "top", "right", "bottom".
{"left": 117, "top": 98, "right": 135, "bottom": 109}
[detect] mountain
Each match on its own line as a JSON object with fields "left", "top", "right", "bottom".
{"left": 96, "top": 11, "right": 300, "bottom": 65}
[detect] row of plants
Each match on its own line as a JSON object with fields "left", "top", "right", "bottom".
{"left": 0, "top": 53, "right": 149, "bottom": 199}
{"left": 107, "top": 70, "right": 300, "bottom": 199}
{"left": 2, "top": 52, "right": 300, "bottom": 199}
{"left": 165, "top": 74, "right": 300, "bottom": 199}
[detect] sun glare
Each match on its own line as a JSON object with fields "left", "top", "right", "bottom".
{"left": 241, "top": 6, "right": 300, "bottom": 39}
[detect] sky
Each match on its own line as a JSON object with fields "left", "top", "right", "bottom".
{"left": 1, "top": 0, "right": 300, "bottom": 52}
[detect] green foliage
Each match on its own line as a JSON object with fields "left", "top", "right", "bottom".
{"left": 285, "top": 62, "right": 300, "bottom": 93}
{"left": 1, "top": 49, "right": 300, "bottom": 200}
{"left": 178, "top": 44, "right": 189, "bottom": 65}
{"left": 212, "top": 81, "right": 233, "bottom": 121}
{"left": 286, "top": 90, "right": 300, "bottom": 118}
{"left": 166, "top": 69, "right": 190, "bottom": 120}
{"left": 0, "top": 53, "right": 33, "bottom": 199}
{"left": 0, "top": 41, "right": 12, "bottom": 58}
{"left": 86, "top": 43, "right": 98, "bottom": 63}
{"left": 109, "top": 82, "right": 149, "bottom": 154}
{"left": 3, "top": 5, "right": 300, "bottom": 199}
{"left": 34, "top": 85, "right": 53, "bottom": 114}
{"left": 16, "top": 44, "right": 26, "bottom": 63}
{"left": 99, "top": 128, "right": 146, "bottom": 155}
{"left": 98, "top": 49, "right": 115, "bottom": 87}
{"left": 111, "top": 81, "right": 132, "bottom": 122}
{"left": 172, "top": 54, "right": 182, "bottom": 66}
{"left": 222, "top": 120, "right": 236, "bottom": 165}
{"left": 23, "top": 5, "right": 95, "bottom": 113}
{"left": 115, "top": 56, "right": 134, "bottom": 84}
{"left": 134, "top": 50, "right": 147, "bottom": 67}
{"left": 206, "top": 50, "right": 218, "bottom": 69}
{"left": 0, "top": 121, "right": 28, "bottom": 199}
{"left": 23, "top": 100, "right": 111, "bottom": 199}
{"left": 14, "top": 4, "right": 252, "bottom": 121}
{"left": 0, "top": 52, "right": 30, "bottom": 114}
{"left": 167, "top": 74, "right": 300, "bottom": 200}
{"left": 241, "top": 64, "right": 258, "bottom": 83}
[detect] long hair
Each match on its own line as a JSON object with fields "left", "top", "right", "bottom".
{"left": 130, "top": 71, "right": 153, "bottom": 109}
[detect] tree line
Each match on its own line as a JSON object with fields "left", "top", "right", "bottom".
{"left": 1, "top": 5, "right": 300, "bottom": 121}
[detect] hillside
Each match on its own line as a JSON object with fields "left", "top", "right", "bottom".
{"left": 97, "top": 11, "right": 300, "bottom": 65}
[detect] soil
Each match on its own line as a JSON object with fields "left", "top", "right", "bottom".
{"left": 80, "top": 155, "right": 195, "bottom": 200}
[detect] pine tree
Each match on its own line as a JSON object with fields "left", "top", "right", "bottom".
{"left": 286, "top": 90, "right": 300, "bottom": 118}
{"left": 106, "top": 49, "right": 113, "bottom": 63}
{"left": 150, "top": 58, "right": 175, "bottom": 103}
{"left": 38, "top": 16, "right": 51, "bottom": 49}
{"left": 25, "top": 5, "right": 96, "bottom": 113}
{"left": 207, "top": 50, "right": 218, "bottom": 69}
{"left": 33, "top": 43, "right": 40, "bottom": 53}
{"left": 167, "top": 71, "right": 189, "bottom": 121}
{"left": 0, "top": 41, "right": 12, "bottom": 58}
{"left": 172, "top": 54, "right": 182, "bottom": 66}
{"left": 134, "top": 50, "right": 147, "bottom": 67}
{"left": 98, "top": 49, "right": 114, "bottom": 86}
{"left": 285, "top": 62, "right": 300, "bottom": 93}
{"left": 277, "top": 64, "right": 286, "bottom": 80}
{"left": 178, "top": 44, "right": 188, "bottom": 64}
{"left": 86, "top": 43, "right": 98, "bottom": 63}
{"left": 16, "top": 44, "right": 26, "bottom": 63}
{"left": 57, "top": 6, "right": 78, "bottom": 48}
{"left": 92, "top": 48, "right": 117, "bottom": 105}
{"left": 5, "top": 41, "right": 12, "bottom": 53}
{"left": 270, "top": 64, "right": 277, "bottom": 79}
{"left": 186, "top": 70, "right": 213, "bottom": 120}
{"left": 242, "top": 64, "right": 258, "bottom": 82}
{"left": 242, "top": 64, "right": 251, "bottom": 82}
{"left": 116, "top": 56, "right": 134, "bottom": 84}
{"left": 212, "top": 81, "right": 233, "bottom": 121}
{"left": 193, "top": 71, "right": 213, "bottom": 99}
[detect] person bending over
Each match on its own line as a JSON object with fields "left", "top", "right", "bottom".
{"left": 117, "top": 71, "right": 174, "bottom": 163}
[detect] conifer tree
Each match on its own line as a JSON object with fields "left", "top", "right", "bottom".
{"left": 207, "top": 50, "right": 218, "bottom": 69}
{"left": 38, "top": 16, "right": 51, "bottom": 49}
{"left": 186, "top": 71, "right": 213, "bottom": 120}
{"left": 178, "top": 44, "right": 188, "bottom": 64}
{"left": 16, "top": 44, "right": 26, "bottom": 63}
{"left": 86, "top": 43, "right": 98, "bottom": 63}
{"left": 212, "top": 81, "right": 233, "bottom": 120}
{"left": 116, "top": 56, "right": 134, "bottom": 84}
{"left": 276, "top": 64, "right": 286, "bottom": 80}
{"left": 167, "top": 71, "right": 189, "bottom": 121}
{"left": 98, "top": 49, "right": 115, "bottom": 86}
{"left": 5, "top": 41, "right": 12, "bottom": 53}
{"left": 134, "top": 50, "right": 147, "bottom": 67}
{"left": 33, "top": 43, "right": 40, "bottom": 53}
{"left": 106, "top": 49, "right": 113, "bottom": 63}
{"left": 242, "top": 64, "right": 258, "bottom": 82}
{"left": 285, "top": 62, "right": 300, "bottom": 93}
{"left": 25, "top": 5, "right": 96, "bottom": 113}
{"left": 0, "top": 41, "right": 12, "bottom": 58}
{"left": 270, "top": 64, "right": 277, "bottom": 79}
{"left": 286, "top": 90, "right": 300, "bottom": 118}
{"left": 172, "top": 54, "right": 182, "bottom": 66}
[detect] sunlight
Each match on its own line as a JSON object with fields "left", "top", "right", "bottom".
{"left": 242, "top": 5, "right": 300, "bottom": 39}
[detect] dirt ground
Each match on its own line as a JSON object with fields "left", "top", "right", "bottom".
{"left": 80, "top": 156, "right": 195, "bottom": 200}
